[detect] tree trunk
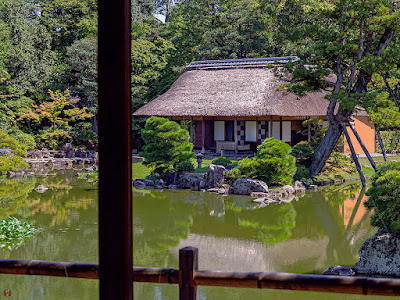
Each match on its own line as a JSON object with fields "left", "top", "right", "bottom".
{"left": 309, "top": 122, "right": 343, "bottom": 176}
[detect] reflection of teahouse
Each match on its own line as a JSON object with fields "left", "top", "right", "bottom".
{"left": 134, "top": 57, "right": 375, "bottom": 155}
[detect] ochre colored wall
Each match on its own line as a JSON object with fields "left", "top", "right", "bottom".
{"left": 344, "top": 116, "right": 375, "bottom": 154}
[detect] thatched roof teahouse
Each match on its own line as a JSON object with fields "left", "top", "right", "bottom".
{"left": 134, "top": 57, "right": 375, "bottom": 154}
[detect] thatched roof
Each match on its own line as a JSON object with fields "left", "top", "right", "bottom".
{"left": 134, "top": 58, "right": 366, "bottom": 118}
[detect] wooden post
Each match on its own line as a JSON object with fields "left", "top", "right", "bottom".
{"left": 201, "top": 118, "right": 205, "bottom": 151}
{"left": 190, "top": 117, "right": 194, "bottom": 144}
{"left": 376, "top": 128, "right": 388, "bottom": 162}
{"left": 98, "top": 0, "right": 133, "bottom": 298}
{"left": 256, "top": 117, "right": 260, "bottom": 145}
{"left": 349, "top": 123, "right": 377, "bottom": 171}
{"left": 179, "top": 247, "right": 198, "bottom": 300}
{"left": 307, "top": 123, "right": 311, "bottom": 143}
{"left": 269, "top": 116, "right": 273, "bottom": 138}
{"left": 279, "top": 116, "right": 283, "bottom": 141}
{"left": 234, "top": 118, "right": 238, "bottom": 154}
{"left": 343, "top": 126, "right": 366, "bottom": 187}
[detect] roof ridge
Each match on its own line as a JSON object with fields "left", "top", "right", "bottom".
{"left": 186, "top": 56, "right": 299, "bottom": 71}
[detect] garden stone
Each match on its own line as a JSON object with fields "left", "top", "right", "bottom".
{"left": 41, "top": 148, "right": 51, "bottom": 158}
{"left": 308, "top": 185, "right": 318, "bottom": 190}
{"left": 31, "top": 150, "right": 43, "bottom": 159}
{"left": 205, "top": 164, "right": 225, "bottom": 189}
{"left": 229, "top": 178, "right": 268, "bottom": 195}
{"left": 355, "top": 229, "right": 400, "bottom": 277}
{"left": 250, "top": 192, "right": 269, "bottom": 198}
{"left": 55, "top": 151, "right": 66, "bottom": 158}
{"left": 35, "top": 185, "right": 48, "bottom": 193}
{"left": 252, "top": 198, "right": 266, "bottom": 203}
{"left": 178, "top": 173, "right": 206, "bottom": 191}
{"left": 61, "top": 143, "right": 75, "bottom": 158}
{"left": 168, "top": 185, "right": 177, "bottom": 190}
{"left": 144, "top": 179, "right": 154, "bottom": 186}
{"left": 75, "top": 148, "right": 88, "bottom": 158}
{"left": 282, "top": 185, "right": 295, "bottom": 194}
{"left": 154, "top": 179, "right": 165, "bottom": 188}
{"left": 133, "top": 179, "right": 146, "bottom": 187}
{"left": 323, "top": 265, "right": 356, "bottom": 276}
{"left": 294, "top": 180, "right": 306, "bottom": 190}
{"left": 148, "top": 173, "right": 160, "bottom": 180}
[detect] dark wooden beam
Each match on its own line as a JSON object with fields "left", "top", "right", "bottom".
{"left": 98, "top": 0, "right": 133, "bottom": 298}
{"left": 279, "top": 116, "right": 283, "bottom": 141}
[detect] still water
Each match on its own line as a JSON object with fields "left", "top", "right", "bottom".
{"left": 0, "top": 170, "right": 395, "bottom": 299}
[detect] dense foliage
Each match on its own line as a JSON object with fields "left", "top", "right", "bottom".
{"left": 375, "top": 130, "right": 400, "bottom": 154}
{"left": 365, "top": 161, "right": 400, "bottom": 234}
{"left": 141, "top": 117, "right": 195, "bottom": 175}
{"left": 0, "top": 131, "right": 29, "bottom": 174}
{"left": 236, "top": 138, "right": 296, "bottom": 186}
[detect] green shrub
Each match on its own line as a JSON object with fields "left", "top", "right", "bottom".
{"left": 0, "top": 132, "right": 29, "bottom": 174}
{"left": 365, "top": 161, "right": 400, "bottom": 234}
{"left": 224, "top": 167, "right": 242, "bottom": 186}
{"left": 140, "top": 117, "right": 195, "bottom": 176}
{"left": 293, "top": 164, "right": 311, "bottom": 181}
{"left": 323, "top": 152, "right": 356, "bottom": 174}
{"left": 212, "top": 156, "right": 232, "bottom": 167}
{"left": 291, "top": 141, "right": 314, "bottom": 167}
{"left": 236, "top": 137, "right": 296, "bottom": 186}
{"left": 175, "top": 161, "right": 195, "bottom": 173}
{"left": 13, "top": 132, "right": 36, "bottom": 150}
{"left": 71, "top": 123, "right": 98, "bottom": 149}
{"left": 376, "top": 131, "right": 400, "bottom": 154}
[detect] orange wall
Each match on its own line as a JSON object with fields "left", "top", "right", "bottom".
{"left": 344, "top": 116, "right": 375, "bottom": 154}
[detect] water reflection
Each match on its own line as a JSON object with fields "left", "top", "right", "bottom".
{"left": 0, "top": 174, "right": 385, "bottom": 299}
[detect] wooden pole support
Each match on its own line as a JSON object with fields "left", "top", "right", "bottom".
{"left": 179, "top": 247, "right": 199, "bottom": 300}
{"left": 343, "top": 126, "right": 366, "bottom": 187}
{"left": 349, "top": 124, "right": 377, "bottom": 171}
{"left": 376, "top": 128, "right": 388, "bottom": 162}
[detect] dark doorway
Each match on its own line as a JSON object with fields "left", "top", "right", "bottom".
{"left": 225, "top": 121, "right": 234, "bottom": 142}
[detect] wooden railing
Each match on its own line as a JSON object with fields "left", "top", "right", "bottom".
{"left": 1, "top": 247, "right": 400, "bottom": 299}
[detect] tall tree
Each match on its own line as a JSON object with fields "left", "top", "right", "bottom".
{"left": 274, "top": 0, "right": 399, "bottom": 175}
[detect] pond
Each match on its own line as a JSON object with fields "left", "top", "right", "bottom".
{"left": 0, "top": 170, "right": 395, "bottom": 299}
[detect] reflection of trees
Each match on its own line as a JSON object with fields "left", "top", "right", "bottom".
{"left": 133, "top": 190, "right": 197, "bottom": 268}
{"left": 0, "top": 177, "right": 37, "bottom": 219}
{"left": 25, "top": 175, "right": 96, "bottom": 227}
{"left": 224, "top": 200, "right": 296, "bottom": 246}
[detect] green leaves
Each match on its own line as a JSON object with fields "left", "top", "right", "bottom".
{"left": 140, "top": 117, "right": 195, "bottom": 175}
{"left": 0, "top": 217, "right": 40, "bottom": 251}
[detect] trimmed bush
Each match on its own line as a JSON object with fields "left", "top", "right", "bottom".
{"left": 212, "top": 156, "right": 232, "bottom": 167}
{"left": 323, "top": 152, "right": 356, "bottom": 174}
{"left": 175, "top": 161, "right": 195, "bottom": 173}
{"left": 224, "top": 167, "right": 242, "bottom": 186}
{"left": 293, "top": 164, "right": 311, "bottom": 182}
{"left": 365, "top": 161, "right": 400, "bottom": 234}
{"left": 291, "top": 141, "right": 314, "bottom": 167}
{"left": 236, "top": 138, "right": 296, "bottom": 186}
{"left": 0, "top": 132, "right": 29, "bottom": 174}
{"left": 140, "top": 117, "right": 195, "bottom": 176}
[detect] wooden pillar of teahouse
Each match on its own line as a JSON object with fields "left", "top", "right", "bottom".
{"left": 269, "top": 116, "right": 273, "bottom": 138}
{"left": 256, "top": 117, "right": 260, "bottom": 145}
{"left": 190, "top": 117, "right": 194, "bottom": 144}
{"left": 307, "top": 122, "right": 311, "bottom": 142}
{"left": 201, "top": 117, "right": 205, "bottom": 152}
{"left": 279, "top": 116, "right": 283, "bottom": 140}
{"left": 234, "top": 117, "right": 238, "bottom": 154}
